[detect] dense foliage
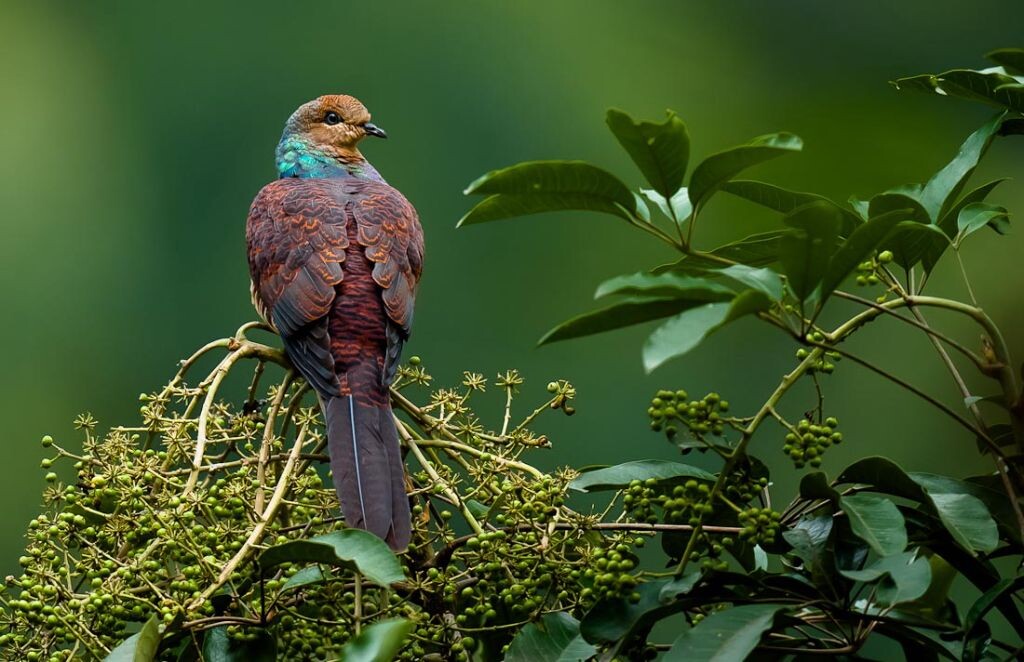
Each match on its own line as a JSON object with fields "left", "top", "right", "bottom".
{"left": 3, "top": 49, "right": 1024, "bottom": 661}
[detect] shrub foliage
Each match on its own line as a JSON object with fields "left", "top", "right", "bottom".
{"left": 3, "top": 48, "right": 1024, "bottom": 661}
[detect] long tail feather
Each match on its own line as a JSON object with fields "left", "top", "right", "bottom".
{"left": 323, "top": 396, "right": 412, "bottom": 550}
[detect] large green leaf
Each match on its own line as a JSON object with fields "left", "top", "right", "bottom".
{"left": 664, "top": 604, "right": 786, "bottom": 661}
{"left": 280, "top": 565, "right": 326, "bottom": 593}
{"left": 594, "top": 272, "right": 735, "bottom": 301}
{"left": 783, "top": 511, "right": 835, "bottom": 592}
{"left": 607, "top": 109, "right": 690, "bottom": 199}
{"left": 987, "top": 48, "right": 1024, "bottom": 74}
{"left": 202, "top": 626, "right": 276, "bottom": 662}
{"left": 714, "top": 265, "right": 784, "bottom": 300}
{"left": 257, "top": 530, "right": 404, "bottom": 587}
{"left": 459, "top": 161, "right": 636, "bottom": 226}
{"left": 963, "top": 577, "right": 1024, "bottom": 644}
{"left": 955, "top": 202, "right": 1010, "bottom": 245}
{"left": 817, "top": 208, "right": 909, "bottom": 302}
{"left": 569, "top": 460, "right": 715, "bottom": 492}
{"left": 936, "top": 178, "right": 1006, "bottom": 236}
{"left": 721, "top": 180, "right": 861, "bottom": 234}
{"left": 656, "top": 231, "right": 786, "bottom": 272}
{"left": 839, "top": 551, "right": 932, "bottom": 607}
{"left": 642, "top": 290, "right": 772, "bottom": 372}
{"left": 104, "top": 616, "right": 160, "bottom": 662}
{"left": 894, "top": 69, "right": 1024, "bottom": 114}
{"left": 538, "top": 297, "right": 707, "bottom": 346}
{"left": 779, "top": 201, "right": 842, "bottom": 302}
{"left": 836, "top": 457, "right": 1000, "bottom": 554}
{"left": 337, "top": 618, "right": 413, "bottom": 662}
{"left": 880, "top": 221, "right": 950, "bottom": 272}
{"left": 909, "top": 474, "right": 999, "bottom": 554}
{"left": 504, "top": 612, "right": 597, "bottom": 662}
{"left": 580, "top": 579, "right": 677, "bottom": 644}
{"left": 839, "top": 493, "right": 908, "bottom": 556}
{"left": 920, "top": 113, "right": 1007, "bottom": 222}
{"left": 659, "top": 571, "right": 702, "bottom": 602}
{"left": 799, "top": 472, "right": 840, "bottom": 502}
{"left": 720, "top": 179, "right": 825, "bottom": 213}
{"left": 688, "top": 133, "right": 803, "bottom": 210}
{"left": 642, "top": 188, "right": 692, "bottom": 222}
{"left": 869, "top": 189, "right": 930, "bottom": 224}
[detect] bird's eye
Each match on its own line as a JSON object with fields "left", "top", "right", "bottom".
{"left": 324, "top": 111, "right": 342, "bottom": 125}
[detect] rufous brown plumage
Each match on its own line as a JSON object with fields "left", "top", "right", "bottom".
{"left": 246, "top": 95, "right": 422, "bottom": 550}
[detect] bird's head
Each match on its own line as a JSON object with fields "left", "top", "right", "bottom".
{"left": 275, "top": 94, "right": 388, "bottom": 179}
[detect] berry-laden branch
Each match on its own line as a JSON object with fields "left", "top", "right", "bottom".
{"left": 5, "top": 325, "right": 742, "bottom": 661}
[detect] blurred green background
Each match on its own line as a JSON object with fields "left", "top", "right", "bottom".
{"left": 2, "top": 0, "right": 1023, "bottom": 594}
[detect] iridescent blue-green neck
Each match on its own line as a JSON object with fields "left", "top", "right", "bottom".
{"left": 275, "top": 136, "right": 384, "bottom": 182}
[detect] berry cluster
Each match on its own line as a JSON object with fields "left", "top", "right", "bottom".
{"left": 853, "top": 249, "right": 894, "bottom": 303}
{"left": 737, "top": 506, "right": 782, "bottom": 545}
{"left": 648, "top": 389, "right": 730, "bottom": 443}
{"left": 783, "top": 417, "right": 842, "bottom": 468}
{"left": 795, "top": 333, "right": 842, "bottom": 374}
{"left": 587, "top": 544, "right": 640, "bottom": 602}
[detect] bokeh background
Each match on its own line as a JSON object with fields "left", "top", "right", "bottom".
{"left": 2, "top": 0, "right": 1023, "bottom": 617}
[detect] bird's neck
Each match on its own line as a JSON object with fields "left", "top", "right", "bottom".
{"left": 275, "top": 137, "right": 385, "bottom": 182}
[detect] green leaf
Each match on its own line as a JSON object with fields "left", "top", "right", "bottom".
{"left": 656, "top": 231, "right": 786, "bottom": 272}
{"left": 909, "top": 478, "right": 999, "bottom": 553}
{"left": 688, "top": 133, "right": 803, "bottom": 210}
{"left": 799, "top": 472, "right": 840, "bottom": 502}
{"left": 642, "top": 290, "right": 772, "bottom": 372}
{"left": 837, "top": 456, "right": 926, "bottom": 500}
{"left": 664, "top": 604, "right": 786, "bottom": 662}
{"left": 721, "top": 180, "right": 862, "bottom": 234}
{"left": 869, "top": 189, "right": 930, "bottom": 224}
{"left": 659, "top": 571, "right": 702, "bottom": 603}
{"left": 580, "top": 579, "right": 676, "bottom": 644}
{"left": 337, "top": 618, "right": 413, "bottom": 662}
{"left": 258, "top": 530, "right": 404, "bottom": 587}
{"left": 839, "top": 493, "right": 908, "bottom": 556}
{"left": 963, "top": 577, "right": 1024, "bottom": 644}
{"left": 987, "top": 48, "right": 1024, "bottom": 74}
{"left": 818, "top": 208, "right": 909, "bottom": 302}
{"left": 836, "top": 457, "right": 999, "bottom": 554}
{"left": 104, "top": 616, "right": 161, "bottom": 662}
{"left": 607, "top": 109, "right": 690, "bottom": 198}
{"left": 920, "top": 113, "right": 1008, "bottom": 222}
{"left": 642, "top": 188, "right": 692, "bottom": 222}
{"left": 280, "top": 565, "right": 325, "bottom": 592}
{"left": 936, "top": 178, "right": 1007, "bottom": 236}
{"left": 201, "top": 626, "right": 276, "bottom": 662}
{"left": 956, "top": 202, "right": 1010, "bottom": 245}
{"left": 894, "top": 69, "right": 1024, "bottom": 114}
{"left": 880, "top": 221, "right": 950, "bottom": 272}
{"left": 594, "top": 272, "right": 735, "bottom": 301}
{"left": 720, "top": 179, "right": 825, "bottom": 213}
{"left": 538, "top": 297, "right": 707, "bottom": 346}
{"left": 715, "top": 265, "right": 784, "bottom": 300}
{"left": 839, "top": 551, "right": 932, "bottom": 607}
{"left": 459, "top": 161, "right": 636, "bottom": 226}
{"left": 785, "top": 512, "right": 833, "bottom": 561}
{"left": 504, "top": 612, "right": 597, "bottom": 662}
{"left": 779, "top": 201, "right": 842, "bottom": 302}
{"left": 569, "top": 460, "right": 715, "bottom": 492}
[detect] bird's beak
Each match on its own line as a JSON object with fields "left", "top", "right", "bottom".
{"left": 363, "top": 123, "right": 388, "bottom": 139}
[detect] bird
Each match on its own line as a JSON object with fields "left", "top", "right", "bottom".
{"left": 246, "top": 95, "right": 422, "bottom": 550}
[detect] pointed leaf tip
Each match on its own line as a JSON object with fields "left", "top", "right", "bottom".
{"left": 606, "top": 108, "right": 690, "bottom": 199}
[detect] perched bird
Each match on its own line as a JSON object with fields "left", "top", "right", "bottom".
{"left": 246, "top": 95, "right": 422, "bottom": 550}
